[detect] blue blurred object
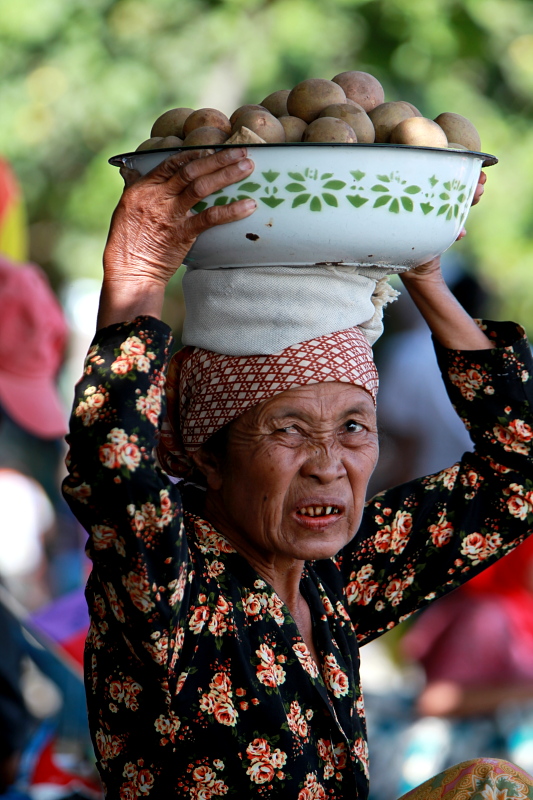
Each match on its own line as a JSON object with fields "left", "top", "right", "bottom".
{"left": 365, "top": 688, "right": 533, "bottom": 800}
{"left": 0, "top": 586, "right": 100, "bottom": 797}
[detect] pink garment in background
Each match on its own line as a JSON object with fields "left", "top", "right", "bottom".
{"left": 403, "top": 536, "right": 533, "bottom": 685}
{"left": 0, "top": 257, "right": 68, "bottom": 438}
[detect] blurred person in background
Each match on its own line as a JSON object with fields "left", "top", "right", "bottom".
{"left": 389, "top": 533, "right": 533, "bottom": 796}
{"left": 0, "top": 160, "right": 100, "bottom": 799}
{"left": 0, "top": 159, "right": 85, "bottom": 599}
{"left": 404, "top": 534, "right": 533, "bottom": 719}
{"left": 0, "top": 251, "right": 67, "bottom": 796}
{"left": 0, "top": 256, "right": 68, "bottom": 608}
{"left": 0, "top": 155, "right": 70, "bottom": 608}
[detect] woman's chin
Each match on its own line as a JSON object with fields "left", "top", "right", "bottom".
{"left": 284, "top": 517, "right": 355, "bottom": 561}
{"left": 285, "top": 526, "right": 354, "bottom": 562}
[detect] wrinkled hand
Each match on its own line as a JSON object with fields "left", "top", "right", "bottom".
{"left": 471, "top": 169, "right": 487, "bottom": 206}
{"left": 103, "top": 147, "right": 256, "bottom": 287}
{"left": 456, "top": 169, "right": 486, "bottom": 241}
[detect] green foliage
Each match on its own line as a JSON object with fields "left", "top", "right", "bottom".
{"left": 1, "top": 0, "right": 533, "bottom": 320}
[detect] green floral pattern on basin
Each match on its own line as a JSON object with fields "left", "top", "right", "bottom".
{"left": 192, "top": 167, "right": 471, "bottom": 219}
{"left": 284, "top": 167, "right": 346, "bottom": 211}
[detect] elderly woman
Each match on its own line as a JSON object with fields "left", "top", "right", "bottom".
{"left": 63, "top": 148, "right": 533, "bottom": 799}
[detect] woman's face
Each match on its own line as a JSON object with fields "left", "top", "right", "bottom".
{"left": 196, "top": 381, "right": 379, "bottom": 570}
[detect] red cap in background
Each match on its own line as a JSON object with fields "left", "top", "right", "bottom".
{"left": 0, "top": 256, "right": 68, "bottom": 438}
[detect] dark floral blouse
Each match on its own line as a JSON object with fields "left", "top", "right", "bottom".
{"left": 63, "top": 316, "right": 533, "bottom": 800}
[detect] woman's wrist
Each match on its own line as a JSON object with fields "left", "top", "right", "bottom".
{"left": 400, "top": 263, "right": 493, "bottom": 351}
{"left": 96, "top": 275, "right": 166, "bottom": 330}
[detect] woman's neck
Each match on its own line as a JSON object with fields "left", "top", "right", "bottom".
{"left": 202, "top": 490, "right": 306, "bottom": 609}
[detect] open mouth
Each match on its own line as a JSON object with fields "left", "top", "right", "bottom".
{"left": 297, "top": 505, "right": 340, "bottom": 518}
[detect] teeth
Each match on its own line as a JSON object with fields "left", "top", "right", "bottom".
{"left": 299, "top": 505, "right": 340, "bottom": 517}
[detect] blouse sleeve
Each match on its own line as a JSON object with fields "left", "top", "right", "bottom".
{"left": 339, "top": 320, "right": 533, "bottom": 645}
{"left": 61, "top": 316, "right": 190, "bottom": 670}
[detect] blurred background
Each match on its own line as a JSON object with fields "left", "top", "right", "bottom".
{"left": 2, "top": 0, "right": 533, "bottom": 326}
{"left": 1, "top": 0, "right": 533, "bottom": 797}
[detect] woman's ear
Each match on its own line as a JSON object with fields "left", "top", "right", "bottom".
{"left": 191, "top": 447, "right": 224, "bottom": 491}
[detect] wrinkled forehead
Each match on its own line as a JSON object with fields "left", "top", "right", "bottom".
{"left": 233, "top": 381, "right": 377, "bottom": 430}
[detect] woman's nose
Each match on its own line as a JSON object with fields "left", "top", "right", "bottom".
{"left": 299, "top": 441, "right": 347, "bottom": 483}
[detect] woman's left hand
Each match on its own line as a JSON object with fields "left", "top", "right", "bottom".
{"left": 456, "top": 169, "right": 487, "bottom": 241}
{"left": 471, "top": 170, "right": 487, "bottom": 206}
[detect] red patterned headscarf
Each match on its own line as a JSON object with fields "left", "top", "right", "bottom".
{"left": 157, "top": 326, "right": 378, "bottom": 478}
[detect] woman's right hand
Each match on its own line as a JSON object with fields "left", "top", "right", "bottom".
{"left": 105, "top": 147, "right": 256, "bottom": 286}
{"left": 98, "top": 148, "right": 256, "bottom": 329}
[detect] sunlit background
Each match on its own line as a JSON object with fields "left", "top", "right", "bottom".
{"left": 1, "top": 0, "right": 533, "bottom": 322}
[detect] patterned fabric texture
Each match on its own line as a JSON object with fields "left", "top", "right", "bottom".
{"left": 157, "top": 324, "right": 379, "bottom": 477}
{"left": 399, "top": 758, "right": 533, "bottom": 800}
{"left": 62, "top": 316, "right": 533, "bottom": 799}
{"left": 181, "top": 267, "right": 400, "bottom": 354}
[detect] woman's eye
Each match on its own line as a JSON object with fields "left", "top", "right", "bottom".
{"left": 344, "top": 420, "right": 363, "bottom": 433}
{"left": 277, "top": 425, "right": 298, "bottom": 434}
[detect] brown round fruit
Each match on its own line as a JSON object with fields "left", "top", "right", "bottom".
{"left": 401, "top": 101, "right": 422, "bottom": 117}
{"left": 331, "top": 71, "right": 384, "bottom": 112}
{"left": 182, "top": 108, "right": 231, "bottom": 138}
{"left": 319, "top": 103, "right": 375, "bottom": 143}
{"left": 229, "top": 104, "right": 266, "bottom": 126}
{"left": 151, "top": 107, "right": 194, "bottom": 138}
{"left": 447, "top": 142, "right": 468, "bottom": 151}
{"left": 344, "top": 100, "right": 365, "bottom": 111}
{"left": 182, "top": 127, "right": 228, "bottom": 146}
{"left": 287, "top": 78, "right": 347, "bottom": 123}
{"left": 136, "top": 137, "right": 164, "bottom": 151}
{"left": 390, "top": 117, "right": 448, "bottom": 147}
{"left": 303, "top": 117, "right": 357, "bottom": 143}
{"left": 231, "top": 110, "right": 285, "bottom": 142}
{"left": 154, "top": 136, "right": 185, "bottom": 149}
{"left": 260, "top": 90, "right": 290, "bottom": 118}
{"left": 368, "top": 101, "right": 415, "bottom": 143}
{"left": 433, "top": 112, "right": 481, "bottom": 151}
{"left": 278, "top": 115, "right": 308, "bottom": 142}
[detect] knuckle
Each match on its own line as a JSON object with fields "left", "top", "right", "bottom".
{"left": 182, "top": 157, "right": 209, "bottom": 180}
{"left": 189, "top": 175, "right": 211, "bottom": 199}
{"left": 178, "top": 150, "right": 210, "bottom": 179}
{"left": 166, "top": 151, "right": 188, "bottom": 165}
{"left": 180, "top": 163, "right": 197, "bottom": 184}
{"left": 203, "top": 204, "right": 225, "bottom": 226}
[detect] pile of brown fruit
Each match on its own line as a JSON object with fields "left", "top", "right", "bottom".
{"left": 136, "top": 70, "right": 482, "bottom": 152}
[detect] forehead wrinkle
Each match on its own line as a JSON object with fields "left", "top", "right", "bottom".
{"left": 261, "top": 398, "right": 376, "bottom": 431}
{"left": 236, "top": 383, "right": 376, "bottom": 432}
{"left": 269, "top": 402, "right": 374, "bottom": 421}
